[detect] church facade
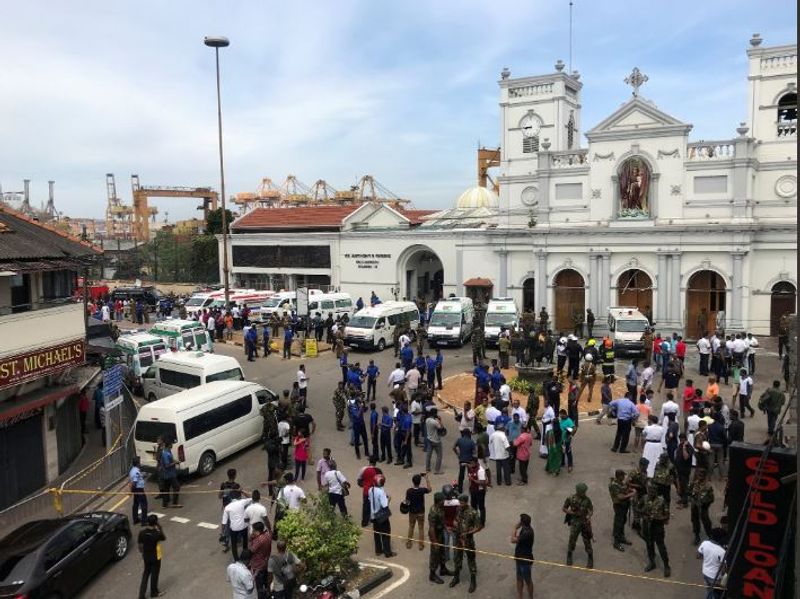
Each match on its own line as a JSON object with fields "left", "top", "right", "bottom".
{"left": 224, "top": 36, "right": 797, "bottom": 337}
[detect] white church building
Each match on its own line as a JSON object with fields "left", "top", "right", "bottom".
{"left": 224, "top": 35, "right": 797, "bottom": 337}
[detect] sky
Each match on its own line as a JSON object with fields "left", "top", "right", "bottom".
{"left": 0, "top": 0, "right": 796, "bottom": 220}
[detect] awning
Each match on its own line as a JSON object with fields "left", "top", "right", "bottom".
{"left": 0, "top": 384, "right": 79, "bottom": 423}
{"left": 463, "top": 277, "right": 493, "bottom": 287}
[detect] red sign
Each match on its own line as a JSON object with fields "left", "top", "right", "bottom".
{"left": 0, "top": 340, "right": 85, "bottom": 390}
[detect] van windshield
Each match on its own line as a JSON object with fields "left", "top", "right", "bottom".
{"left": 485, "top": 313, "right": 516, "bottom": 327}
{"left": 616, "top": 320, "right": 648, "bottom": 333}
{"left": 430, "top": 312, "right": 461, "bottom": 327}
{"left": 135, "top": 421, "right": 178, "bottom": 444}
{"left": 262, "top": 297, "right": 283, "bottom": 308}
{"left": 185, "top": 297, "right": 208, "bottom": 307}
{"left": 348, "top": 315, "right": 376, "bottom": 329}
{"left": 206, "top": 368, "right": 244, "bottom": 383}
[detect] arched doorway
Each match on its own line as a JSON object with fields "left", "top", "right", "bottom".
{"left": 554, "top": 269, "right": 585, "bottom": 333}
{"left": 686, "top": 270, "right": 726, "bottom": 339}
{"left": 770, "top": 281, "right": 796, "bottom": 335}
{"left": 522, "top": 278, "right": 536, "bottom": 312}
{"left": 400, "top": 246, "right": 444, "bottom": 304}
{"left": 617, "top": 269, "right": 653, "bottom": 317}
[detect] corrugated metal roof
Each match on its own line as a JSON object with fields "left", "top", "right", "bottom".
{"left": 232, "top": 205, "right": 437, "bottom": 231}
{"left": 0, "top": 207, "right": 100, "bottom": 263}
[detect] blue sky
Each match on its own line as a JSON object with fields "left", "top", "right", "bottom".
{"left": 0, "top": 0, "right": 795, "bottom": 220}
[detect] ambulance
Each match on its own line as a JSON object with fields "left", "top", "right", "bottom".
{"left": 149, "top": 319, "right": 213, "bottom": 352}
{"left": 606, "top": 306, "right": 650, "bottom": 355}
{"left": 483, "top": 297, "right": 520, "bottom": 346}
{"left": 427, "top": 297, "right": 474, "bottom": 347}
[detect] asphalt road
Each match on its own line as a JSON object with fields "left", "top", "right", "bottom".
{"left": 78, "top": 335, "right": 784, "bottom": 599}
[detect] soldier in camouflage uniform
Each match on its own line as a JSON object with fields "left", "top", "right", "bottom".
{"left": 689, "top": 468, "right": 715, "bottom": 545}
{"left": 332, "top": 382, "right": 347, "bottom": 431}
{"left": 471, "top": 325, "right": 485, "bottom": 366}
{"left": 641, "top": 483, "right": 671, "bottom": 577}
{"left": 449, "top": 494, "right": 482, "bottom": 593}
{"left": 427, "top": 492, "right": 453, "bottom": 584}
{"left": 608, "top": 469, "right": 635, "bottom": 551}
{"left": 652, "top": 452, "right": 677, "bottom": 509}
{"left": 563, "top": 482, "right": 594, "bottom": 568}
{"left": 628, "top": 458, "right": 649, "bottom": 534}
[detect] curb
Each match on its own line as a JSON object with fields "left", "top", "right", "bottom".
{"left": 356, "top": 562, "right": 393, "bottom": 595}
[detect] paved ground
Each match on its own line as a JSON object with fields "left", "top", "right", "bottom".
{"left": 78, "top": 333, "right": 785, "bottom": 599}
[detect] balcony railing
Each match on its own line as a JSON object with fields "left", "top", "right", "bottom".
{"left": 550, "top": 150, "right": 589, "bottom": 168}
{"left": 686, "top": 141, "right": 736, "bottom": 161}
{"left": 777, "top": 122, "right": 797, "bottom": 138}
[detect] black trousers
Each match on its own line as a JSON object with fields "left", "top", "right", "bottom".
{"left": 518, "top": 459, "right": 529, "bottom": 484}
{"left": 373, "top": 519, "right": 392, "bottom": 555}
{"left": 691, "top": 503, "right": 713, "bottom": 538}
{"left": 612, "top": 419, "right": 633, "bottom": 452}
{"left": 366, "top": 378, "right": 377, "bottom": 401}
{"left": 676, "top": 469, "right": 691, "bottom": 505}
{"left": 457, "top": 462, "right": 469, "bottom": 491}
{"left": 470, "top": 489, "right": 487, "bottom": 526}
{"left": 161, "top": 478, "right": 180, "bottom": 508}
{"left": 557, "top": 355, "right": 567, "bottom": 372}
{"left": 229, "top": 528, "right": 248, "bottom": 561}
{"left": 132, "top": 488, "right": 148, "bottom": 524}
{"left": 739, "top": 394, "right": 755, "bottom": 417}
{"left": 698, "top": 353, "right": 709, "bottom": 375}
{"left": 380, "top": 430, "right": 393, "bottom": 461}
{"left": 612, "top": 502, "right": 629, "bottom": 543}
{"left": 435, "top": 365, "right": 443, "bottom": 389}
{"left": 139, "top": 559, "right": 161, "bottom": 599}
{"left": 644, "top": 520, "right": 669, "bottom": 565}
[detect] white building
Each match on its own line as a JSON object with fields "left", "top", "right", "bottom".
{"left": 224, "top": 36, "right": 797, "bottom": 337}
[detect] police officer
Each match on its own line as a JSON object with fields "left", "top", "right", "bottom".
{"left": 332, "top": 382, "right": 347, "bottom": 431}
{"left": 641, "top": 483, "right": 671, "bottom": 577}
{"left": 563, "top": 482, "right": 594, "bottom": 568}
{"left": 450, "top": 494, "right": 481, "bottom": 593}
{"left": 427, "top": 492, "right": 453, "bottom": 584}
{"left": 608, "top": 469, "right": 635, "bottom": 551}
{"left": 628, "top": 458, "right": 649, "bottom": 534}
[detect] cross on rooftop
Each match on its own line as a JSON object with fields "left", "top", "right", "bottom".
{"left": 624, "top": 67, "right": 648, "bottom": 97}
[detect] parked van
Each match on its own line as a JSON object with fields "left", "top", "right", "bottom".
{"left": 258, "top": 291, "right": 297, "bottom": 320}
{"left": 134, "top": 380, "right": 277, "bottom": 476}
{"left": 306, "top": 292, "right": 354, "bottom": 319}
{"left": 149, "top": 319, "right": 212, "bottom": 352}
{"left": 427, "top": 297, "right": 474, "bottom": 347}
{"left": 116, "top": 332, "right": 168, "bottom": 394}
{"left": 607, "top": 306, "right": 650, "bottom": 355}
{"left": 141, "top": 352, "right": 244, "bottom": 402}
{"left": 184, "top": 291, "right": 222, "bottom": 317}
{"left": 344, "top": 301, "right": 420, "bottom": 351}
{"left": 484, "top": 297, "right": 520, "bottom": 346}
{"left": 208, "top": 290, "right": 273, "bottom": 312}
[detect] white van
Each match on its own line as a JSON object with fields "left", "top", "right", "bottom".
{"left": 134, "top": 380, "right": 277, "bottom": 476}
{"left": 607, "top": 306, "right": 650, "bottom": 355}
{"left": 149, "top": 319, "right": 213, "bottom": 352}
{"left": 427, "top": 297, "right": 475, "bottom": 347}
{"left": 307, "top": 292, "right": 354, "bottom": 319}
{"left": 141, "top": 352, "right": 244, "bottom": 402}
{"left": 344, "top": 301, "right": 420, "bottom": 351}
{"left": 258, "top": 291, "right": 297, "bottom": 320}
{"left": 183, "top": 292, "right": 221, "bottom": 317}
{"left": 484, "top": 297, "right": 520, "bottom": 346}
{"left": 116, "top": 332, "right": 168, "bottom": 394}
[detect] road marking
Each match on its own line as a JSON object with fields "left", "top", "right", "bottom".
{"left": 197, "top": 522, "right": 219, "bottom": 529}
{"left": 169, "top": 516, "right": 190, "bottom": 524}
{"left": 360, "top": 559, "right": 410, "bottom": 598}
{"left": 107, "top": 494, "right": 129, "bottom": 512}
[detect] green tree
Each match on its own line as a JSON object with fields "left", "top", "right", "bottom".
{"left": 189, "top": 235, "right": 220, "bottom": 283}
{"left": 205, "top": 207, "right": 233, "bottom": 235}
{"left": 276, "top": 492, "right": 361, "bottom": 584}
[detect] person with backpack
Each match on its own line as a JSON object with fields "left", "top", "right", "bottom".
{"left": 267, "top": 540, "right": 301, "bottom": 599}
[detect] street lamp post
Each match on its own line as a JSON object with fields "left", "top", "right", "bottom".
{"left": 204, "top": 35, "right": 231, "bottom": 309}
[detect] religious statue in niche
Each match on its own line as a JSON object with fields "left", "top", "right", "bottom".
{"left": 618, "top": 157, "right": 650, "bottom": 217}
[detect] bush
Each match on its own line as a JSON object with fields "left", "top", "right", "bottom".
{"left": 508, "top": 377, "right": 542, "bottom": 397}
{"left": 276, "top": 492, "right": 361, "bottom": 584}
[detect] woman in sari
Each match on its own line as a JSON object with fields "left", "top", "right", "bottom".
{"left": 545, "top": 414, "right": 563, "bottom": 475}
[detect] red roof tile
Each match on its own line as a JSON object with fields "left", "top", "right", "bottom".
{"left": 233, "top": 205, "right": 438, "bottom": 231}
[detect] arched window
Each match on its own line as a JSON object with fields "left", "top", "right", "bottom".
{"left": 777, "top": 93, "right": 797, "bottom": 137}
{"left": 566, "top": 112, "right": 575, "bottom": 150}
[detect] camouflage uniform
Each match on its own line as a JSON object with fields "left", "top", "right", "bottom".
{"left": 452, "top": 505, "right": 480, "bottom": 576}
{"left": 641, "top": 489, "right": 670, "bottom": 574}
{"left": 608, "top": 477, "right": 631, "bottom": 546}
{"left": 627, "top": 466, "right": 648, "bottom": 531}
{"left": 332, "top": 388, "right": 347, "bottom": 430}
{"left": 563, "top": 488, "right": 594, "bottom": 565}
{"left": 260, "top": 402, "right": 279, "bottom": 444}
{"left": 652, "top": 459, "right": 677, "bottom": 508}
{"left": 471, "top": 328, "right": 485, "bottom": 365}
{"left": 428, "top": 502, "right": 446, "bottom": 574}
{"left": 689, "top": 474, "right": 714, "bottom": 542}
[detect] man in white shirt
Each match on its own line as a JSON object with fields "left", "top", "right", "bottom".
{"left": 399, "top": 333, "right": 411, "bottom": 349}
{"left": 322, "top": 460, "right": 349, "bottom": 515}
{"left": 278, "top": 418, "right": 291, "bottom": 468}
{"left": 510, "top": 398, "right": 529, "bottom": 425}
{"left": 405, "top": 367, "right": 420, "bottom": 396}
{"left": 731, "top": 334, "right": 747, "bottom": 368}
{"left": 296, "top": 365, "right": 309, "bottom": 407}
{"left": 499, "top": 382, "right": 512, "bottom": 406}
{"left": 244, "top": 489, "right": 269, "bottom": 536}
{"left": 485, "top": 403, "right": 501, "bottom": 437}
{"left": 733, "top": 370, "right": 755, "bottom": 418}
{"left": 710, "top": 334, "right": 721, "bottom": 355}
{"left": 315, "top": 448, "right": 332, "bottom": 491}
{"left": 277, "top": 473, "right": 306, "bottom": 511}
{"left": 410, "top": 397, "right": 424, "bottom": 446}
{"left": 226, "top": 549, "right": 256, "bottom": 599}
{"left": 387, "top": 363, "right": 406, "bottom": 388}
{"left": 697, "top": 529, "right": 726, "bottom": 594}
{"left": 745, "top": 333, "right": 759, "bottom": 375}
{"left": 660, "top": 395, "right": 680, "bottom": 425}
{"left": 221, "top": 491, "right": 253, "bottom": 562}
{"left": 641, "top": 363, "right": 656, "bottom": 390}
{"left": 489, "top": 422, "right": 511, "bottom": 486}
{"left": 696, "top": 335, "right": 711, "bottom": 375}
{"left": 101, "top": 303, "right": 111, "bottom": 322}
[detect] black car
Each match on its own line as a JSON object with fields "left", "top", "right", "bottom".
{"left": 0, "top": 511, "right": 131, "bottom": 598}
{"left": 110, "top": 286, "right": 162, "bottom": 310}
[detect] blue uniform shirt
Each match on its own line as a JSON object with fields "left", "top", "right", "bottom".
{"left": 366, "top": 365, "right": 379, "bottom": 380}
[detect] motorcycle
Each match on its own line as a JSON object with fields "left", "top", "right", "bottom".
{"left": 298, "top": 575, "right": 360, "bottom": 599}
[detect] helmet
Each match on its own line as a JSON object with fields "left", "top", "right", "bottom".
{"left": 584, "top": 354, "right": 594, "bottom": 362}
{"left": 559, "top": 337, "right": 567, "bottom": 344}
{"left": 587, "top": 339, "right": 596, "bottom": 347}
{"left": 568, "top": 334, "right": 577, "bottom": 341}
{"left": 604, "top": 338, "right": 613, "bottom": 348}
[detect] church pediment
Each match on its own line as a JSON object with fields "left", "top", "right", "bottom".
{"left": 586, "top": 96, "right": 693, "bottom": 142}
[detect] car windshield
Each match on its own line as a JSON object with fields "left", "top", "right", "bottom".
{"left": 348, "top": 315, "right": 376, "bottom": 329}
{"left": 206, "top": 368, "right": 244, "bottom": 383}
{"left": 485, "top": 313, "right": 516, "bottom": 326}
{"left": 430, "top": 312, "right": 461, "bottom": 326}
{"left": 135, "top": 421, "right": 177, "bottom": 443}
{"left": 616, "top": 320, "right": 648, "bottom": 332}
{"left": 262, "top": 297, "right": 283, "bottom": 308}
{"left": 185, "top": 297, "right": 208, "bottom": 307}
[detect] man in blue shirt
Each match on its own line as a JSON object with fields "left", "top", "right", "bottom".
{"left": 262, "top": 325, "right": 270, "bottom": 358}
{"left": 246, "top": 326, "right": 258, "bottom": 362}
{"left": 350, "top": 399, "right": 369, "bottom": 459}
{"left": 380, "top": 406, "right": 394, "bottom": 463}
{"left": 425, "top": 354, "right": 437, "bottom": 388}
{"left": 609, "top": 393, "right": 639, "bottom": 454}
{"left": 340, "top": 350, "right": 349, "bottom": 384}
{"left": 347, "top": 364, "right": 364, "bottom": 392}
{"left": 160, "top": 441, "right": 182, "bottom": 508}
{"left": 369, "top": 402, "right": 380, "bottom": 458}
{"left": 435, "top": 349, "right": 444, "bottom": 390}
{"left": 366, "top": 360, "right": 380, "bottom": 401}
{"left": 399, "top": 405, "right": 414, "bottom": 468}
{"left": 129, "top": 456, "right": 148, "bottom": 525}
{"left": 415, "top": 353, "right": 426, "bottom": 378}
{"left": 490, "top": 361, "right": 503, "bottom": 394}
{"left": 283, "top": 326, "right": 294, "bottom": 360}
{"left": 400, "top": 344, "right": 414, "bottom": 372}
